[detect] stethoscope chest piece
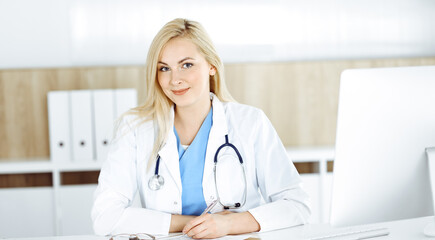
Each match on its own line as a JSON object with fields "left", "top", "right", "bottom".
{"left": 148, "top": 174, "right": 164, "bottom": 191}
{"left": 149, "top": 155, "right": 164, "bottom": 191}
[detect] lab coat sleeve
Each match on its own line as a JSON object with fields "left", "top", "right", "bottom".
{"left": 91, "top": 117, "right": 171, "bottom": 236}
{"left": 248, "top": 110, "right": 311, "bottom": 232}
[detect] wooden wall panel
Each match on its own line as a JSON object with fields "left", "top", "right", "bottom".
{"left": 0, "top": 58, "right": 434, "bottom": 161}
{"left": 0, "top": 73, "right": 7, "bottom": 156}
{"left": 0, "top": 173, "right": 52, "bottom": 188}
{"left": 0, "top": 67, "right": 145, "bottom": 160}
{"left": 61, "top": 171, "right": 100, "bottom": 185}
{"left": 224, "top": 58, "right": 435, "bottom": 146}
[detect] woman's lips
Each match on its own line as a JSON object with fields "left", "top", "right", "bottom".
{"left": 172, "top": 88, "right": 189, "bottom": 95}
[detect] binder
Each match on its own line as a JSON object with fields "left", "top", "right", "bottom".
{"left": 114, "top": 88, "right": 137, "bottom": 118}
{"left": 92, "top": 89, "right": 115, "bottom": 162}
{"left": 47, "top": 91, "right": 72, "bottom": 163}
{"left": 70, "top": 90, "right": 95, "bottom": 162}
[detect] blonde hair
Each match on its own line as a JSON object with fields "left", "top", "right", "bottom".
{"left": 127, "top": 18, "right": 234, "bottom": 170}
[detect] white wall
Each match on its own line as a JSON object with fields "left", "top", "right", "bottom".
{"left": 1, "top": 0, "right": 435, "bottom": 69}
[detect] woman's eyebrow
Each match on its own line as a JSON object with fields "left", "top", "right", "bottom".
{"left": 178, "top": 57, "right": 195, "bottom": 64}
{"left": 158, "top": 57, "right": 196, "bottom": 65}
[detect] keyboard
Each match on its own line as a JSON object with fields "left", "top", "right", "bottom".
{"left": 310, "top": 227, "right": 390, "bottom": 240}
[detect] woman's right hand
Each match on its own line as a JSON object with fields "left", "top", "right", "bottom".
{"left": 182, "top": 212, "right": 233, "bottom": 239}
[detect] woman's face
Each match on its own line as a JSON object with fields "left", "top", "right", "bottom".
{"left": 157, "top": 37, "right": 215, "bottom": 110}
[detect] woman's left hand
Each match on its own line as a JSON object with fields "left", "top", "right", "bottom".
{"left": 182, "top": 211, "right": 234, "bottom": 239}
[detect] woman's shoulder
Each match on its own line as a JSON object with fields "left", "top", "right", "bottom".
{"left": 222, "top": 102, "right": 267, "bottom": 133}
{"left": 223, "top": 101, "right": 264, "bottom": 119}
{"left": 221, "top": 101, "right": 268, "bottom": 141}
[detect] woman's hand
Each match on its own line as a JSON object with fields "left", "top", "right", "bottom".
{"left": 182, "top": 211, "right": 260, "bottom": 239}
{"left": 182, "top": 212, "right": 233, "bottom": 239}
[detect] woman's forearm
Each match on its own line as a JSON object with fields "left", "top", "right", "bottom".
{"left": 170, "top": 214, "right": 195, "bottom": 232}
{"left": 172, "top": 211, "right": 260, "bottom": 236}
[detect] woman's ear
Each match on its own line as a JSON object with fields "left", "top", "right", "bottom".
{"left": 210, "top": 66, "right": 216, "bottom": 76}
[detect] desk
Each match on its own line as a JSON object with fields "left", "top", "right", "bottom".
{"left": 255, "top": 216, "right": 433, "bottom": 240}
{"left": 4, "top": 216, "right": 433, "bottom": 240}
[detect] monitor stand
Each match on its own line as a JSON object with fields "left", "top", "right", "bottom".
{"left": 425, "top": 147, "right": 435, "bottom": 237}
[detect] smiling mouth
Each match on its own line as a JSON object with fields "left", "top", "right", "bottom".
{"left": 172, "top": 88, "right": 189, "bottom": 95}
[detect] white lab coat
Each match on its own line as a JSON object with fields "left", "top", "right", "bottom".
{"left": 92, "top": 94, "right": 311, "bottom": 236}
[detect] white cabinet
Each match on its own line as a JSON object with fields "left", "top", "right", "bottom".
{"left": 0, "top": 187, "right": 55, "bottom": 238}
{"left": 287, "top": 147, "right": 335, "bottom": 224}
{"left": 300, "top": 172, "right": 334, "bottom": 224}
{"left": 0, "top": 146, "right": 334, "bottom": 237}
{"left": 58, "top": 184, "right": 141, "bottom": 236}
{"left": 300, "top": 174, "right": 322, "bottom": 223}
{"left": 323, "top": 173, "right": 334, "bottom": 224}
{"left": 0, "top": 160, "right": 102, "bottom": 237}
{"left": 59, "top": 185, "right": 97, "bottom": 235}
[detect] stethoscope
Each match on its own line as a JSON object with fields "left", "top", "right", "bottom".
{"left": 148, "top": 134, "right": 247, "bottom": 209}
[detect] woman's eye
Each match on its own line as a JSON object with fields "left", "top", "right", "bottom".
{"left": 159, "top": 66, "right": 170, "bottom": 72}
{"left": 182, "top": 63, "right": 193, "bottom": 69}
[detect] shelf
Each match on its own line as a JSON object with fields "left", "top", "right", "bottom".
{"left": 0, "top": 159, "right": 103, "bottom": 174}
{"left": 0, "top": 147, "right": 336, "bottom": 235}
{"left": 0, "top": 158, "right": 51, "bottom": 174}
{"left": 55, "top": 162, "right": 103, "bottom": 172}
{"left": 0, "top": 147, "right": 335, "bottom": 174}
{"left": 286, "top": 146, "right": 335, "bottom": 163}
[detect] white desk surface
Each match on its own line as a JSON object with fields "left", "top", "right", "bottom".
{"left": 256, "top": 216, "right": 433, "bottom": 240}
{"left": 4, "top": 216, "right": 433, "bottom": 240}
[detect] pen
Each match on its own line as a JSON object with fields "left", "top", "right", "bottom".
{"left": 182, "top": 199, "right": 219, "bottom": 238}
{"left": 201, "top": 199, "right": 219, "bottom": 215}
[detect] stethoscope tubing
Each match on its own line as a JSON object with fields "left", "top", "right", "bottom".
{"left": 214, "top": 135, "right": 243, "bottom": 164}
{"left": 149, "top": 134, "right": 247, "bottom": 209}
{"left": 213, "top": 161, "right": 247, "bottom": 209}
{"left": 155, "top": 155, "right": 161, "bottom": 175}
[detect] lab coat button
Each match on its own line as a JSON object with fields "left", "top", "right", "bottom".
{"left": 174, "top": 201, "right": 178, "bottom": 205}
{"left": 210, "top": 196, "right": 214, "bottom": 200}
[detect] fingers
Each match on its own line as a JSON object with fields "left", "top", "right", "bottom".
{"left": 182, "top": 214, "right": 208, "bottom": 235}
{"left": 192, "top": 228, "right": 214, "bottom": 239}
{"left": 183, "top": 213, "right": 229, "bottom": 239}
{"left": 186, "top": 222, "right": 210, "bottom": 239}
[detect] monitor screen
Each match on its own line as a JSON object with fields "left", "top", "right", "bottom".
{"left": 330, "top": 66, "right": 435, "bottom": 227}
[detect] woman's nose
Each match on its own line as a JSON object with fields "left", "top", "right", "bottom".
{"left": 170, "top": 69, "right": 182, "bottom": 85}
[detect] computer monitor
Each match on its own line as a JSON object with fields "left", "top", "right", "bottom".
{"left": 330, "top": 66, "right": 435, "bottom": 232}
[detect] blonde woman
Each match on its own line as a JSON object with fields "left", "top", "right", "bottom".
{"left": 92, "top": 18, "right": 310, "bottom": 239}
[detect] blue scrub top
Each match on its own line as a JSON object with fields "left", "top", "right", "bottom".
{"left": 174, "top": 107, "right": 213, "bottom": 216}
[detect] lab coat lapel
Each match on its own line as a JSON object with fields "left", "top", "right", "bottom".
{"left": 157, "top": 95, "right": 228, "bottom": 197}
{"left": 158, "top": 106, "right": 182, "bottom": 193}
{"left": 203, "top": 94, "right": 228, "bottom": 190}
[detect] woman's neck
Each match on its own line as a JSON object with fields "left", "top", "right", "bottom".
{"left": 174, "top": 99, "right": 212, "bottom": 145}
